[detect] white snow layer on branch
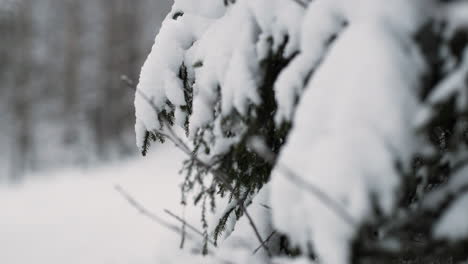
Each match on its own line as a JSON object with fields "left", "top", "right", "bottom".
{"left": 135, "top": 0, "right": 442, "bottom": 263}
{"left": 270, "top": 1, "right": 430, "bottom": 263}
{"left": 135, "top": 0, "right": 304, "bottom": 152}
{"left": 274, "top": 0, "right": 433, "bottom": 123}
{"left": 424, "top": 164, "right": 468, "bottom": 241}
{"left": 434, "top": 193, "right": 468, "bottom": 241}
{"left": 428, "top": 48, "right": 468, "bottom": 110}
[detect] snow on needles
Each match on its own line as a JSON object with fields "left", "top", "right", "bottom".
{"left": 135, "top": 0, "right": 440, "bottom": 263}
{"left": 270, "top": 0, "right": 429, "bottom": 263}
{"left": 135, "top": 0, "right": 303, "bottom": 153}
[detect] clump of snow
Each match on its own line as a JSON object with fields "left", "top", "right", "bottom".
{"left": 422, "top": 164, "right": 468, "bottom": 209}
{"left": 274, "top": 0, "right": 433, "bottom": 124}
{"left": 135, "top": 9, "right": 211, "bottom": 138}
{"left": 274, "top": 0, "right": 346, "bottom": 123}
{"left": 187, "top": 0, "right": 262, "bottom": 132}
{"left": 426, "top": 164, "right": 468, "bottom": 241}
{"left": 428, "top": 48, "right": 468, "bottom": 110}
{"left": 186, "top": 0, "right": 304, "bottom": 136}
{"left": 136, "top": 0, "right": 305, "bottom": 158}
{"left": 270, "top": 1, "right": 428, "bottom": 262}
{"left": 441, "top": 1, "right": 468, "bottom": 33}
{"left": 434, "top": 193, "right": 468, "bottom": 241}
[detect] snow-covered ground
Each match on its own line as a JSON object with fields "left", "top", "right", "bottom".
{"left": 0, "top": 147, "right": 201, "bottom": 264}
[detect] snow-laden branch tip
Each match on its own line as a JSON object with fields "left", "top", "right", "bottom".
{"left": 122, "top": 76, "right": 272, "bottom": 256}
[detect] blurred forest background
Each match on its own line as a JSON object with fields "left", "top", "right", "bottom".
{"left": 0, "top": 0, "right": 171, "bottom": 182}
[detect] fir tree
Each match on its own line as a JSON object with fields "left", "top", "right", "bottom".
{"left": 135, "top": 0, "right": 468, "bottom": 263}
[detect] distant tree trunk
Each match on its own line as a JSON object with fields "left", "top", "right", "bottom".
{"left": 1, "top": 9, "right": 16, "bottom": 181}
{"left": 117, "top": 0, "right": 142, "bottom": 155}
{"left": 10, "top": 0, "right": 33, "bottom": 182}
{"left": 98, "top": 0, "right": 142, "bottom": 158}
{"left": 63, "top": 0, "right": 82, "bottom": 147}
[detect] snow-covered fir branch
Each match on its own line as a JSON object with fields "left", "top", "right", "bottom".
{"left": 135, "top": 0, "right": 468, "bottom": 263}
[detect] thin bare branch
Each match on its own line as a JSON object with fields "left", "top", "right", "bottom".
{"left": 114, "top": 184, "right": 219, "bottom": 254}
{"left": 253, "top": 231, "right": 277, "bottom": 255}
{"left": 114, "top": 184, "right": 188, "bottom": 237}
{"left": 164, "top": 209, "right": 216, "bottom": 246}
{"left": 179, "top": 206, "right": 186, "bottom": 249}
{"left": 259, "top": 203, "right": 271, "bottom": 210}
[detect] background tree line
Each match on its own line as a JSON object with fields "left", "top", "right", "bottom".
{"left": 0, "top": 0, "right": 171, "bottom": 182}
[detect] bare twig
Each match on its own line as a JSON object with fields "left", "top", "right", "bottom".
{"left": 241, "top": 203, "right": 272, "bottom": 256}
{"left": 179, "top": 205, "right": 186, "bottom": 249}
{"left": 164, "top": 209, "right": 216, "bottom": 246}
{"left": 253, "top": 231, "right": 277, "bottom": 255}
{"left": 114, "top": 184, "right": 191, "bottom": 238}
{"left": 114, "top": 183, "right": 219, "bottom": 254}
{"left": 259, "top": 203, "right": 271, "bottom": 210}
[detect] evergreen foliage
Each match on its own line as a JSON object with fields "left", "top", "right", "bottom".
{"left": 135, "top": 0, "right": 468, "bottom": 263}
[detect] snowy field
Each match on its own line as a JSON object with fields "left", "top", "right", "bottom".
{"left": 0, "top": 147, "right": 202, "bottom": 264}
